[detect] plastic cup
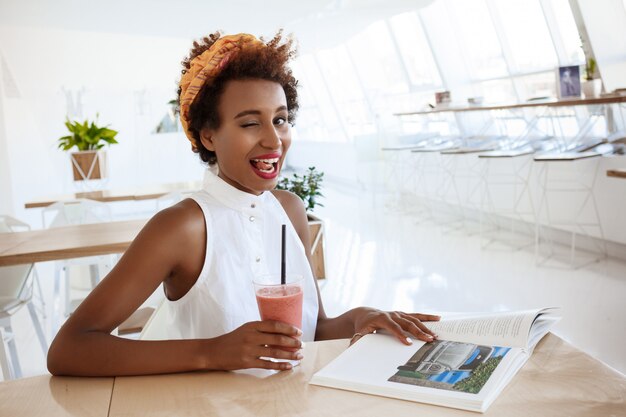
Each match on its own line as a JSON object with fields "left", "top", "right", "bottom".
{"left": 254, "top": 274, "right": 303, "bottom": 328}
{"left": 253, "top": 274, "right": 303, "bottom": 360}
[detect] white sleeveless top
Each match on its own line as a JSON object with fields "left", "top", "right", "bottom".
{"left": 163, "top": 171, "right": 319, "bottom": 342}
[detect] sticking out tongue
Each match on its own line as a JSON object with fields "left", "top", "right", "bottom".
{"left": 252, "top": 160, "right": 273, "bottom": 171}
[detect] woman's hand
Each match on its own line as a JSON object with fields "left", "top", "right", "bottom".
{"left": 351, "top": 308, "right": 440, "bottom": 345}
{"left": 205, "top": 321, "right": 303, "bottom": 371}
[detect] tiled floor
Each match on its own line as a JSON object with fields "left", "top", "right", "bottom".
{"left": 3, "top": 180, "right": 625, "bottom": 381}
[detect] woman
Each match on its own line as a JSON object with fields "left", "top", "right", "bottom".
{"left": 47, "top": 31, "right": 439, "bottom": 376}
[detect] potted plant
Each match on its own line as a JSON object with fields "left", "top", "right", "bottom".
{"left": 57, "top": 116, "right": 119, "bottom": 181}
{"left": 276, "top": 167, "right": 326, "bottom": 279}
{"left": 582, "top": 57, "right": 602, "bottom": 98}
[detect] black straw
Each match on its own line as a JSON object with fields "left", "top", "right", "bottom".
{"left": 281, "top": 224, "right": 286, "bottom": 285}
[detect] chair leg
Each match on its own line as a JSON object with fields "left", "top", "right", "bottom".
{"left": 0, "top": 329, "right": 13, "bottom": 380}
{"left": 5, "top": 325, "right": 22, "bottom": 379}
{"left": 27, "top": 302, "right": 48, "bottom": 355}
{"left": 32, "top": 267, "right": 47, "bottom": 319}
{"left": 64, "top": 266, "right": 72, "bottom": 317}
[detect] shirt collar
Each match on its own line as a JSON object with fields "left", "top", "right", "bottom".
{"left": 203, "top": 169, "right": 268, "bottom": 213}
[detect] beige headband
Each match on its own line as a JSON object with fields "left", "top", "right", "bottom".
{"left": 179, "top": 33, "right": 264, "bottom": 148}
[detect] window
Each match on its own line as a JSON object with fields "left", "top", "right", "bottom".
{"left": 546, "top": 0, "right": 585, "bottom": 65}
{"left": 294, "top": 54, "right": 346, "bottom": 142}
{"left": 388, "top": 12, "right": 442, "bottom": 88}
{"left": 513, "top": 71, "right": 557, "bottom": 101}
{"left": 446, "top": 0, "right": 508, "bottom": 80}
{"left": 491, "top": 0, "right": 558, "bottom": 73}
{"left": 291, "top": 0, "right": 586, "bottom": 144}
{"left": 346, "top": 21, "right": 409, "bottom": 96}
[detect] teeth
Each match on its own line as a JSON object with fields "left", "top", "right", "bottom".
{"left": 251, "top": 158, "right": 279, "bottom": 164}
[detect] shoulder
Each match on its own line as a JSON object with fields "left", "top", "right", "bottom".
{"left": 135, "top": 198, "right": 206, "bottom": 257}
{"left": 271, "top": 189, "right": 305, "bottom": 213}
{"left": 271, "top": 190, "right": 307, "bottom": 222}
{"left": 148, "top": 198, "right": 205, "bottom": 235}
{"left": 270, "top": 190, "right": 310, "bottom": 246}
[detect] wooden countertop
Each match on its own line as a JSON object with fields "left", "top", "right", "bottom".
{"left": 24, "top": 181, "right": 202, "bottom": 209}
{"left": 0, "top": 335, "right": 624, "bottom": 416}
{"left": 607, "top": 168, "right": 626, "bottom": 179}
{"left": 0, "top": 219, "right": 148, "bottom": 266}
{"left": 395, "top": 95, "right": 626, "bottom": 116}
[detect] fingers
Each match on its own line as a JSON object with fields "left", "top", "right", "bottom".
{"left": 410, "top": 313, "right": 441, "bottom": 322}
{"left": 256, "top": 333, "right": 302, "bottom": 351}
{"left": 400, "top": 312, "right": 438, "bottom": 337}
{"left": 394, "top": 313, "right": 436, "bottom": 342}
{"left": 250, "top": 358, "right": 298, "bottom": 371}
{"left": 377, "top": 315, "right": 413, "bottom": 345}
{"left": 253, "top": 320, "right": 302, "bottom": 337}
{"left": 248, "top": 320, "right": 303, "bottom": 356}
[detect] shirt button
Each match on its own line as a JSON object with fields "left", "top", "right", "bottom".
{"left": 249, "top": 216, "right": 255, "bottom": 222}
{"left": 255, "top": 257, "right": 261, "bottom": 262}
{"left": 251, "top": 203, "right": 256, "bottom": 209}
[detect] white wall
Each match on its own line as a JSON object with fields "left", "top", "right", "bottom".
{"left": 0, "top": 26, "right": 206, "bottom": 223}
{"left": 0, "top": 52, "right": 14, "bottom": 214}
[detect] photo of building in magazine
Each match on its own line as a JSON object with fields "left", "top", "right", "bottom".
{"left": 388, "top": 340, "right": 511, "bottom": 394}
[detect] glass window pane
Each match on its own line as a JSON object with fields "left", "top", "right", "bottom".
{"left": 346, "top": 21, "right": 409, "bottom": 96}
{"left": 547, "top": 0, "right": 585, "bottom": 65}
{"left": 296, "top": 54, "right": 347, "bottom": 142}
{"left": 471, "top": 79, "right": 517, "bottom": 103}
{"left": 446, "top": 0, "right": 508, "bottom": 80}
{"left": 389, "top": 12, "right": 443, "bottom": 88}
{"left": 316, "top": 45, "right": 364, "bottom": 101}
{"left": 492, "top": 0, "right": 558, "bottom": 72}
{"left": 513, "top": 71, "right": 557, "bottom": 101}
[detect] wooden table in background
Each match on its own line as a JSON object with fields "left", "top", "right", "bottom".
{"left": 607, "top": 169, "right": 626, "bottom": 179}
{"left": 2, "top": 335, "right": 622, "bottom": 416}
{"left": 24, "top": 181, "right": 202, "bottom": 209}
{"left": 0, "top": 219, "right": 148, "bottom": 267}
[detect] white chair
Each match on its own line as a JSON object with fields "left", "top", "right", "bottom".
{"left": 41, "top": 199, "right": 115, "bottom": 317}
{"left": 0, "top": 216, "right": 46, "bottom": 318}
{"left": 0, "top": 219, "right": 48, "bottom": 380}
{"left": 139, "top": 299, "right": 169, "bottom": 341}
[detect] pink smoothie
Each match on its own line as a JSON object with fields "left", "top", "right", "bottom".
{"left": 255, "top": 285, "right": 303, "bottom": 329}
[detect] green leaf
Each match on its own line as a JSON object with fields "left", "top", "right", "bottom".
{"left": 275, "top": 167, "right": 325, "bottom": 211}
{"left": 57, "top": 116, "right": 119, "bottom": 152}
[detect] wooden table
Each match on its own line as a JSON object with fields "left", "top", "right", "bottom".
{"left": 0, "top": 219, "right": 147, "bottom": 267}
{"left": 0, "top": 375, "right": 113, "bottom": 417}
{"left": 1, "top": 334, "right": 623, "bottom": 416}
{"left": 24, "top": 181, "right": 202, "bottom": 209}
{"left": 394, "top": 94, "right": 626, "bottom": 116}
{"left": 607, "top": 168, "right": 626, "bottom": 179}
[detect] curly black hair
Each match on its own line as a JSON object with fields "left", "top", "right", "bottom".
{"left": 177, "top": 31, "right": 299, "bottom": 165}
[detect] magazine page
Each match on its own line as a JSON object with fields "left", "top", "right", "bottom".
{"left": 310, "top": 333, "right": 525, "bottom": 413}
{"left": 527, "top": 309, "right": 561, "bottom": 349}
{"left": 423, "top": 308, "right": 553, "bottom": 348}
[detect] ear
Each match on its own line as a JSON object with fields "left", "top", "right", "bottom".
{"left": 199, "top": 128, "right": 216, "bottom": 152}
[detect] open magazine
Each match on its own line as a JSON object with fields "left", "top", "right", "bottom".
{"left": 310, "top": 307, "right": 561, "bottom": 413}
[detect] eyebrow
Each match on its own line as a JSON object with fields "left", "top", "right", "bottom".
{"left": 234, "top": 106, "right": 288, "bottom": 119}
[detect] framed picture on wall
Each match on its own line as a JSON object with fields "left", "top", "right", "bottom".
{"left": 435, "top": 91, "right": 451, "bottom": 106}
{"left": 557, "top": 65, "right": 581, "bottom": 99}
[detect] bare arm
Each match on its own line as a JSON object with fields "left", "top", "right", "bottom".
{"left": 272, "top": 190, "right": 440, "bottom": 345}
{"left": 47, "top": 199, "right": 301, "bottom": 376}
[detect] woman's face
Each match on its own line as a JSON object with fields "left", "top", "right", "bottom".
{"left": 200, "top": 79, "right": 292, "bottom": 195}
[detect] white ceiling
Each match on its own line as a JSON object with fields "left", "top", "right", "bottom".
{"left": 0, "top": 0, "right": 434, "bottom": 51}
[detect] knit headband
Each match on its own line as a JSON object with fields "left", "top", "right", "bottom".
{"left": 179, "top": 33, "right": 264, "bottom": 148}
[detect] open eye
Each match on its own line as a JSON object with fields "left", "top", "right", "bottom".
{"left": 274, "top": 116, "right": 288, "bottom": 126}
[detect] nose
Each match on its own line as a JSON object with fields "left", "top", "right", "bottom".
{"left": 260, "top": 124, "right": 282, "bottom": 150}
